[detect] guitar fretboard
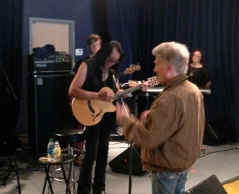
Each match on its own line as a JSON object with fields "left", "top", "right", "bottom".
{"left": 113, "top": 76, "right": 158, "bottom": 101}
{"left": 117, "top": 71, "right": 125, "bottom": 77}
{"left": 113, "top": 84, "right": 142, "bottom": 101}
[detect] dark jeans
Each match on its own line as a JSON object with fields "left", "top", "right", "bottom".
{"left": 77, "top": 113, "right": 116, "bottom": 194}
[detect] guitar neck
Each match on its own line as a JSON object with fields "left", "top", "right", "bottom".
{"left": 113, "top": 84, "right": 142, "bottom": 101}
{"left": 117, "top": 71, "right": 125, "bottom": 77}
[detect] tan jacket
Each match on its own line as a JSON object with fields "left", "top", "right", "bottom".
{"left": 122, "top": 74, "right": 205, "bottom": 172}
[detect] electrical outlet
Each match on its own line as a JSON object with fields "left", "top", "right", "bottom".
{"left": 75, "top": 48, "right": 83, "bottom": 56}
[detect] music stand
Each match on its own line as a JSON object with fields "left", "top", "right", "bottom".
{"left": 0, "top": 63, "right": 21, "bottom": 193}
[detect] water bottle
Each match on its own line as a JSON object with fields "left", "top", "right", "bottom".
{"left": 47, "top": 138, "right": 55, "bottom": 158}
{"left": 54, "top": 141, "right": 61, "bottom": 158}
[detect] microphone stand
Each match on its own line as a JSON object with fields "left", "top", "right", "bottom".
{"left": 1, "top": 64, "right": 17, "bottom": 101}
{"left": 112, "top": 69, "right": 133, "bottom": 194}
{"left": 128, "top": 141, "right": 133, "bottom": 194}
{"left": 119, "top": 97, "right": 133, "bottom": 194}
{"left": 0, "top": 64, "right": 21, "bottom": 193}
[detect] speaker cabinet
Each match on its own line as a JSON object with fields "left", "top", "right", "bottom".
{"left": 108, "top": 145, "right": 147, "bottom": 175}
{"left": 186, "top": 175, "right": 227, "bottom": 194}
{"left": 28, "top": 73, "right": 74, "bottom": 156}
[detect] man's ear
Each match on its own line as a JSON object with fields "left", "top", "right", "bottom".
{"left": 166, "top": 63, "right": 172, "bottom": 70}
{"left": 167, "top": 63, "right": 178, "bottom": 77}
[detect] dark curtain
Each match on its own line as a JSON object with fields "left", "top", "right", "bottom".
{"left": 105, "top": 0, "right": 239, "bottom": 140}
{"left": 92, "top": 0, "right": 111, "bottom": 44}
{"left": 105, "top": 0, "right": 140, "bottom": 83}
{"left": 0, "top": 1, "right": 23, "bottom": 145}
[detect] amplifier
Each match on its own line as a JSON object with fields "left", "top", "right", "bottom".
{"left": 28, "top": 53, "right": 72, "bottom": 73}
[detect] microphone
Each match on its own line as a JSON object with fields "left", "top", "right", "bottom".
{"left": 108, "top": 69, "right": 117, "bottom": 92}
{"left": 108, "top": 69, "right": 124, "bottom": 105}
{"left": 108, "top": 69, "right": 117, "bottom": 85}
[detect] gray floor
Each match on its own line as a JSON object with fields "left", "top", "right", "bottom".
{"left": 1, "top": 139, "right": 239, "bottom": 194}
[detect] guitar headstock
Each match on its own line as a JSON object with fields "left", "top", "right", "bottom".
{"left": 147, "top": 76, "right": 159, "bottom": 87}
{"left": 124, "top": 63, "right": 141, "bottom": 75}
{"left": 127, "top": 76, "right": 158, "bottom": 87}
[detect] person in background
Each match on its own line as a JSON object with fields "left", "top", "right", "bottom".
{"left": 73, "top": 34, "right": 102, "bottom": 73}
{"left": 186, "top": 50, "right": 211, "bottom": 151}
{"left": 116, "top": 41, "right": 205, "bottom": 194}
{"left": 186, "top": 49, "right": 211, "bottom": 88}
{"left": 69, "top": 40, "right": 124, "bottom": 194}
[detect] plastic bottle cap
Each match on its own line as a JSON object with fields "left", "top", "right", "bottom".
{"left": 49, "top": 138, "right": 54, "bottom": 142}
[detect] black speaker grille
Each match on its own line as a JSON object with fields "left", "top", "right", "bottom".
{"left": 108, "top": 145, "right": 147, "bottom": 176}
{"left": 28, "top": 73, "right": 74, "bottom": 156}
{"left": 186, "top": 175, "right": 227, "bottom": 194}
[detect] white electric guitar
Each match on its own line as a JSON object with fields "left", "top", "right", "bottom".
{"left": 71, "top": 76, "right": 158, "bottom": 126}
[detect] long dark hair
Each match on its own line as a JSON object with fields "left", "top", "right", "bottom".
{"left": 93, "top": 40, "right": 124, "bottom": 74}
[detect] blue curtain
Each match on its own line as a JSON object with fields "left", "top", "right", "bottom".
{"left": 105, "top": 0, "right": 239, "bottom": 139}
{"left": 0, "top": 0, "right": 23, "bottom": 141}
{"left": 105, "top": 0, "right": 140, "bottom": 83}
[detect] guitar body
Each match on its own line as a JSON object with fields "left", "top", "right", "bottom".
{"left": 71, "top": 87, "right": 116, "bottom": 126}
{"left": 71, "top": 77, "right": 158, "bottom": 126}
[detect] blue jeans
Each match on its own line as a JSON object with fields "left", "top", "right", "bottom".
{"left": 151, "top": 170, "right": 189, "bottom": 194}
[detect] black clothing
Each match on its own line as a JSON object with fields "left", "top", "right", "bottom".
{"left": 81, "top": 59, "right": 115, "bottom": 92}
{"left": 77, "top": 59, "right": 117, "bottom": 194}
{"left": 187, "top": 65, "right": 210, "bottom": 87}
{"left": 73, "top": 56, "right": 90, "bottom": 73}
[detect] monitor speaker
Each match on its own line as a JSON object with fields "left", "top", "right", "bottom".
{"left": 27, "top": 73, "right": 74, "bottom": 156}
{"left": 108, "top": 145, "right": 147, "bottom": 175}
{"left": 186, "top": 175, "right": 227, "bottom": 194}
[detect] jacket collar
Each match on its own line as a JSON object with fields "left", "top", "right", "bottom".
{"left": 163, "top": 73, "right": 188, "bottom": 91}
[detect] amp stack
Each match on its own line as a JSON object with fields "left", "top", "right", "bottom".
{"left": 27, "top": 53, "right": 74, "bottom": 156}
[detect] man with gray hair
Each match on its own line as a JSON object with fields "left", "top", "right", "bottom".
{"left": 116, "top": 41, "right": 205, "bottom": 194}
